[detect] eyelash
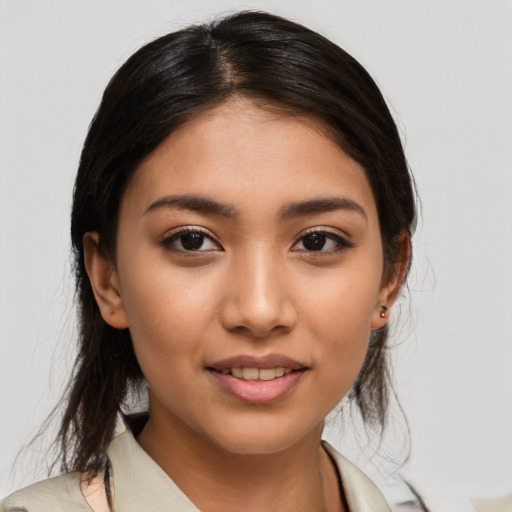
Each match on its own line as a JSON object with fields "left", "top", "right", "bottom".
{"left": 291, "top": 229, "right": 355, "bottom": 255}
{"left": 160, "top": 227, "right": 355, "bottom": 255}
{"left": 160, "top": 227, "right": 222, "bottom": 255}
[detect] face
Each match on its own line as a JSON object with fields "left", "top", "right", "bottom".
{"left": 88, "top": 99, "right": 398, "bottom": 456}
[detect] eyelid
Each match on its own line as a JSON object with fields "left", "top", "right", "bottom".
{"left": 291, "top": 227, "right": 355, "bottom": 253}
{"left": 160, "top": 226, "right": 223, "bottom": 253}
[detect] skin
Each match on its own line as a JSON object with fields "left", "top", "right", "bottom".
{"left": 84, "top": 98, "right": 407, "bottom": 512}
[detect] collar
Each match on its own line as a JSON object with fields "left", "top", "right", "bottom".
{"left": 322, "top": 441, "right": 391, "bottom": 512}
{"left": 107, "top": 429, "right": 390, "bottom": 512}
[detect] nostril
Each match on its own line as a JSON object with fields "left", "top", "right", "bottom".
{"left": 227, "top": 323, "right": 293, "bottom": 339}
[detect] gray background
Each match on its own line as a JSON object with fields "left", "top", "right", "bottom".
{"left": 1, "top": 1, "right": 511, "bottom": 510}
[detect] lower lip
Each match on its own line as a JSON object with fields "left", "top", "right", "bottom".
{"left": 208, "top": 370, "right": 305, "bottom": 404}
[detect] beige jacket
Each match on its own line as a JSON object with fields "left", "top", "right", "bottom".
{"left": 1, "top": 430, "right": 390, "bottom": 512}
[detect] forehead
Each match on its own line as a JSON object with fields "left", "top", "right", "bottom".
{"left": 121, "top": 98, "right": 377, "bottom": 221}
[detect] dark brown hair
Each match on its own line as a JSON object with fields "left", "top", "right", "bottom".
{"left": 62, "top": 10, "right": 416, "bottom": 473}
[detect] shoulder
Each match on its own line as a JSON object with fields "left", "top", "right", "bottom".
{"left": 0, "top": 472, "right": 92, "bottom": 512}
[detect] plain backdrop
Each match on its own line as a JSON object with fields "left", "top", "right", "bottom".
{"left": 1, "top": 1, "right": 511, "bottom": 510}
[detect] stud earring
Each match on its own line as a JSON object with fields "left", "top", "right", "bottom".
{"left": 379, "top": 305, "right": 389, "bottom": 318}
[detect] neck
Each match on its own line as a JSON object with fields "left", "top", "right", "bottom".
{"left": 136, "top": 414, "right": 344, "bottom": 512}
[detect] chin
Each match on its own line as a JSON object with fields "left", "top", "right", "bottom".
{"left": 201, "top": 417, "right": 324, "bottom": 457}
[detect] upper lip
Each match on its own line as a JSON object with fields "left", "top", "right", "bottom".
{"left": 208, "top": 353, "right": 307, "bottom": 371}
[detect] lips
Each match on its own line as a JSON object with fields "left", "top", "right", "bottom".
{"left": 207, "top": 354, "right": 307, "bottom": 404}
{"left": 209, "top": 353, "right": 305, "bottom": 371}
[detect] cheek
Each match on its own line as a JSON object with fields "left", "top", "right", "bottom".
{"left": 299, "top": 262, "right": 381, "bottom": 335}
{"left": 298, "top": 264, "right": 380, "bottom": 390}
{"left": 311, "top": 317, "right": 371, "bottom": 414}
{"left": 121, "top": 253, "right": 219, "bottom": 324}
{"left": 317, "top": 313, "right": 371, "bottom": 388}
{"left": 117, "top": 260, "right": 222, "bottom": 371}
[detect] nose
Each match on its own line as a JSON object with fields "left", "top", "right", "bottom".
{"left": 221, "top": 250, "right": 298, "bottom": 339}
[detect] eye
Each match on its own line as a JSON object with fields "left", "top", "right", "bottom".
{"left": 161, "top": 228, "right": 221, "bottom": 253}
{"left": 292, "top": 230, "right": 354, "bottom": 253}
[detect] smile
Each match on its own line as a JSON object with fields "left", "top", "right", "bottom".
{"left": 207, "top": 355, "right": 307, "bottom": 404}
{"left": 219, "top": 367, "right": 294, "bottom": 380}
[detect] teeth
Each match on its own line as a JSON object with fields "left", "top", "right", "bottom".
{"left": 242, "top": 367, "right": 259, "bottom": 380}
{"left": 224, "top": 367, "right": 294, "bottom": 380}
{"left": 231, "top": 367, "right": 244, "bottom": 378}
{"left": 258, "top": 368, "right": 276, "bottom": 381}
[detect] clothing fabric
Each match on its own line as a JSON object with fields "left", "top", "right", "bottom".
{"left": 1, "top": 429, "right": 390, "bottom": 511}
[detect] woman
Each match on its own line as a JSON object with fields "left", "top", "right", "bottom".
{"left": 1, "top": 10, "right": 416, "bottom": 512}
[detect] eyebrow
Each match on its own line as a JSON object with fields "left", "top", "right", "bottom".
{"left": 144, "top": 194, "right": 366, "bottom": 221}
{"left": 144, "top": 195, "right": 239, "bottom": 218}
{"left": 278, "top": 197, "right": 367, "bottom": 221}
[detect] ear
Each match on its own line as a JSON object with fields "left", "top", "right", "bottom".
{"left": 83, "top": 232, "right": 129, "bottom": 329}
{"left": 371, "top": 230, "right": 411, "bottom": 330}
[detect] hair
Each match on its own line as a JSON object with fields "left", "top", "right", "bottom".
{"left": 61, "top": 10, "right": 416, "bottom": 474}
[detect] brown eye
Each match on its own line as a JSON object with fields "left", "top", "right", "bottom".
{"left": 180, "top": 232, "right": 205, "bottom": 251}
{"left": 301, "top": 233, "right": 327, "bottom": 251}
{"left": 292, "top": 230, "right": 355, "bottom": 254}
{"left": 162, "top": 228, "right": 221, "bottom": 253}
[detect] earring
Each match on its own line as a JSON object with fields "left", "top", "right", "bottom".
{"left": 379, "top": 305, "right": 389, "bottom": 318}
